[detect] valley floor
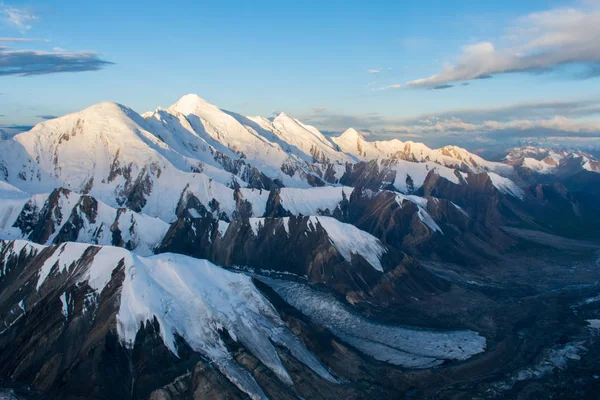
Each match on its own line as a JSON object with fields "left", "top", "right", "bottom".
{"left": 369, "top": 245, "right": 600, "bottom": 399}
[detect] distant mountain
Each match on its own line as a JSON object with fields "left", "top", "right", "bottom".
{"left": 332, "top": 128, "right": 512, "bottom": 174}
{"left": 505, "top": 146, "right": 600, "bottom": 175}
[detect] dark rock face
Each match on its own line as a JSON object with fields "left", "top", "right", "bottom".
{"left": 217, "top": 217, "right": 384, "bottom": 291}
{"left": 158, "top": 216, "right": 218, "bottom": 261}
{"left": 0, "top": 244, "right": 131, "bottom": 400}
{"left": 7, "top": 188, "right": 154, "bottom": 252}
{"left": 121, "top": 165, "right": 159, "bottom": 213}
{"left": 17, "top": 188, "right": 73, "bottom": 244}
{"left": 339, "top": 160, "right": 397, "bottom": 191}
{"left": 53, "top": 194, "right": 99, "bottom": 244}
{"left": 158, "top": 214, "right": 449, "bottom": 306}
{"left": 263, "top": 189, "right": 290, "bottom": 218}
{"left": 12, "top": 199, "right": 41, "bottom": 239}
{"left": 213, "top": 150, "right": 281, "bottom": 191}
{"left": 149, "top": 363, "right": 247, "bottom": 400}
{"left": 175, "top": 186, "right": 213, "bottom": 220}
{"left": 416, "top": 173, "right": 516, "bottom": 262}
{"left": 518, "top": 182, "right": 600, "bottom": 239}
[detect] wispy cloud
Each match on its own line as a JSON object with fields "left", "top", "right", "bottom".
{"left": 0, "top": 124, "right": 33, "bottom": 131}
{"left": 299, "top": 98, "right": 600, "bottom": 145}
{"left": 0, "top": 48, "right": 114, "bottom": 76}
{"left": 405, "top": 99, "right": 600, "bottom": 124}
{"left": 1, "top": 4, "right": 39, "bottom": 32}
{"left": 379, "top": 83, "right": 402, "bottom": 90}
{"left": 0, "top": 37, "right": 47, "bottom": 42}
{"left": 36, "top": 114, "right": 57, "bottom": 120}
{"left": 368, "top": 67, "right": 392, "bottom": 74}
{"left": 301, "top": 109, "right": 385, "bottom": 132}
{"left": 409, "top": 3, "right": 600, "bottom": 88}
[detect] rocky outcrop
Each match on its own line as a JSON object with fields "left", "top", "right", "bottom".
{"left": 339, "top": 160, "right": 397, "bottom": 191}
{"left": 6, "top": 188, "right": 169, "bottom": 254}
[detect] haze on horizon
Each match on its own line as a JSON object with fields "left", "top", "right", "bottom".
{"left": 2, "top": 0, "right": 600, "bottom": 152}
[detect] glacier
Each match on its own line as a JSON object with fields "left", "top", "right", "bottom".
{"left": 258, "top": 277, "right": 486, "bottom": 368}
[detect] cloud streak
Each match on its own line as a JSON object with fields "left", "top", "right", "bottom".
{"left": 401, "top": 99, "right": 600, "bottom": 125}
{"left": 1, "top": 4, "right": 39, "bottom": 32}
{"left": 379, "top": 83, "right": 402, "bottom": 90}
{"left": 0, "top": 48, "right": 114, "bottom": 76}
{"left": 0, "top": 37, "right": 47, "bottom": 42}
{"left": 36, "top": 115, "right": 57, "bottom": 120}
{"left": 368, "top": 67, "right": 392, "bottom": 74}
{"left": 299, "top": 98, "right": 600, "bottom": 146}
{"left": 409, "top": 4, "right": 600, "bottom": 88}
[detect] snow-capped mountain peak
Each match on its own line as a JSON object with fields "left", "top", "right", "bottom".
{"left": 339, "top": 128, "right": 364, "bottom": 140}
{"left": 332, "top": 128, "right": 380, "bottom": 160}
{"left": 169, "top": 93, "right": 221, "bottom": 115}
{"left": 504, "top": 146, "right": 600, "bottom": 174}
{"left": 5, "top": 101, "right": 167, "bottom": 193}
{"left": 274, "top": 111, "right": 290, "bottom": 119}
{"left": 271, "top": 111, "right": 348, "bottom": 163}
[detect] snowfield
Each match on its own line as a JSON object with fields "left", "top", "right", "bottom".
{"left": 245, "top": 216, "right": 387, "bottom": 272}
{"left": 308, "top": 216, "right": 387, "bottom": 272}
{"left": 277, "top": 186, "right": 353, "bottom": 215}
{"left": 488, "top": 172, "right": 524, "bottom": 199}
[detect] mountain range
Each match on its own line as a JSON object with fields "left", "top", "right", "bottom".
{"left": 1, "top": 94, "right": 600, "bottom": 400}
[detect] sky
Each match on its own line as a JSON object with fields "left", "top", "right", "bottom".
{"left": 2, "top": 0, "right": 600, "bottom": 150}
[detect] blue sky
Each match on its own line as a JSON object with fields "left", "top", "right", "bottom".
{"left": 2, "top": 0, "right": 600, "bottom": 148}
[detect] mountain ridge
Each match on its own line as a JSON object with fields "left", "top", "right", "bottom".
{"left": 1, "top": 94, "right": 600, "bottom": 399}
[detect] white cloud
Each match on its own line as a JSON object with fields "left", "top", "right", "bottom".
{"left": 409, "top": 4, "right": 600, "bottom": 88}
{"left": 368, "top": 67, "right": 392, "bottom": 74}
{"left": 1, "top": 4, "right": 39, "bottom": 32}
{"left": 379, "top": 83, "right": 402, "bottom": 90}
{"left": 300, "top": 98, "right": 600, "bottom": 145}
{"left": 376, "top": 116, "right": 600, "bottom": 141}
{"left": 0, "top": 37, "right": 46, "bottom": 42}
{"left": 403, "top": 99, "right": 600, "bottom": 125}
{"left": 481, "top": 116, "right": 600, "bottom": 134}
